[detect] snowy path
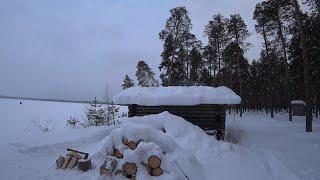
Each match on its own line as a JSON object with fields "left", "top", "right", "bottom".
{"left": 227, "top": 112, "right": 320, "bottom": 180}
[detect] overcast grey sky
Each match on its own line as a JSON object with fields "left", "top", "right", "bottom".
{"left": 0, "top": 0, "right": 263, "bottom": 101}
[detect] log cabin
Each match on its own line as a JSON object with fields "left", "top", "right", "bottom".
{"left": 113, "top": 86, "right": 241, "bottom": 140}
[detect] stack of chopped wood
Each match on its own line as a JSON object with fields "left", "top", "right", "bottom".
{"left": 100, "top": 137, "right": 164, "bottom": 179}
{"left": 56, "top": 148, "right": 91, "bottom": 171}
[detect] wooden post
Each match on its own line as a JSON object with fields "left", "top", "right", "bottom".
{"left": 289, "top": 105, "right": 292, "bottom": 121}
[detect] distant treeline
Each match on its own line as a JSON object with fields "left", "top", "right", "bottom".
{"left": 122, "top": 1, "right": 320, "bottom": 118}
{"left": 0, "top": 95, "right": 108, "bottom": 104}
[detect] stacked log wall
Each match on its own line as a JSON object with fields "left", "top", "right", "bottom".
{"left": 128, "top": 104, "right": 226, "bottom": 136}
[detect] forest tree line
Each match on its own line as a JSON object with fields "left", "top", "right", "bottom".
{"left": 122, "top": 0, "right": 320, "bottom": 117}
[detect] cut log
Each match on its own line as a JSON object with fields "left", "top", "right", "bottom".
{"left": 151, "top": 167, "right": 163, "bottom": 176}
{"left": 115, "top": 169, "right": 125, "bottom": 176}
{"left": 114, "top": 149, "right": 123, "bottom": 158}
{"left": 141, "top": 163, "right": 151, "bottom": 174}
{"left": 56, "top": 156, "right": 65, "bottom": 169}
{"left": 123, "top": 162, "right": 137, "bottom": 176}
{"left": 148, "top": 155, "right": 161, "bottom": 169}
{"left": 100, "top": 157, "right": 117, "bottom": 176}
{"left": 122, "top": 137, "right": 129, "bottom": 145}
{"left": 68, "top": 151, "right": 82, "bottom": 159}
{"left": 78, "top": 159, "right": 91, "bottom": 171}
{"left": 67, "top": 156, "right": 78, "bottom": 168}
{"left": 128, "top": 141, "right": 137, "bottom": 150}
{"left": 61, "top": 155, "right": 72, "bottom": 169}
{"left": 100, "top": 168, "right": 111, "bottom": 176}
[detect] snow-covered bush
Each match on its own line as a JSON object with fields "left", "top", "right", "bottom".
{"left": 84, "top": 98, "right": 120, "bottom": 127}
{"left": 66, "top": 116, "right": 80, "bottom": 127}
{"left": 32, "top": 119, "right": 54, "bottom": 132}
{"left": 120, "top": 112, "right": 128, "bottom": 118}
{"left": 106, "top": 102, "right": 120, "bottom": 125}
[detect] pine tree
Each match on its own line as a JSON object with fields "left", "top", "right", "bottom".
{"left": 202, "top": 44, "right": 217, "bottom": 86}
{"left": 254, "top": 1, "right": 275, "bottom": 117}
{"left": 291, "top": 0, "right": 315, "bottom": 131}
{"left": 226, "top": 14, "right": 251, "bottom": 116}
{"left": 269, "top": 0, "right": 293, "bottom": 110}
{"left": 122, "top": 74, "right": 135, "bottom": 89}
{"left": 159, "top": 6, "right": 198, "bottom": 86}
{"left": 136, "top": 61, "right": 159, "bottom": 87}
{"left": 227, "top": 14, "right": 251, "bottom": 49}
{"left": 106, "top": 102, "right": 120, "bottom": 125}
{"left": 305, "top": 0, "right": 320, "bottom": 14}
{"left": 204, "top": 14, "right": 229, "bottom": 74}
{"left": 85, "top": 97, "right": 106, "bottom": 126}
{"left": 189, "top": 47, "right": 203, "bottom": 85}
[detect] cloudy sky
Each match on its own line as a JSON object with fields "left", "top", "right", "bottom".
{"left": 0, "top": 0, "right": 263, "bottom": 101}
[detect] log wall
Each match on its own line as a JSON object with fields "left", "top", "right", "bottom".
{"left": 128, "top": 104, "right": 226, "bottom": 139}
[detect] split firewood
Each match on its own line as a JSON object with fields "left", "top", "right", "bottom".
{"left": 78, "top": 159, "right": 91, "bottom": 171}
{"left": 122, "top": 137, "right": 129, "bottom": 145}
{"left": 141, "top": 163, "right": 151, "bottom": 174}
{"left": 123, "top": 162, "right": 137, "bottom": 176}
{"left": 128, "top": 141, "right": 137, "bottom": 150}
{"left": 61, "top": 154, "right": 72, "bottom": 169}
{"left": 56, "top": 156, "right": 65, "bottom": 169}
{"left": 115, "top": 169, "right": 125, "bottom": 176}
{"left": 107, "top": 148, "right": 114, "bottom": 156}
{"left": 67, "top": 156, "right": 78, "bottom": 168}
{"left": 67, "top": 148, "right": 89, "bottom": 159}
{"left": 68, "top": 151, "right": 83, "bottom": 159}
{"left": 151, "top": 167, "right": 163, "bottom": 176}
{"left": 148, "top": 155, "right": 161, "bottom": 169}
{"left": 100, "top": 168, "right": 111, "bottom": 176}
{"left": 114, "top": 149, "right": 123, "bottom": 158}
{"left": 100, "top": 157, "right": 117, "bottom": 176}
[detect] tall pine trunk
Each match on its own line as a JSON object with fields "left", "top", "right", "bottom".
{"left": 275, "top": 13, "right": 291, "bottom": 120}
{"left": 262, "top": 24, "right": 274, "bottom": 118}
{"left": 292, "top": 0, "right": 313, "bottom": 132}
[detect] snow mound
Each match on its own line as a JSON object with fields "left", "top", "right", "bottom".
{"left": 92, "top": 112, "right": 206, "bottom": 180}
{"left": 113, "top": 86, "right": 241, "bottom": 106}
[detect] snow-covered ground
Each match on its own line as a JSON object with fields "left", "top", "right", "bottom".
{"left": 227, "top": 111, "right": 320, "bottom": 180}
{"left": 0, "top": 99, "right": 319, "bottom": 180}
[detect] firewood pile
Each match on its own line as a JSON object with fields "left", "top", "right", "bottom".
{"left": 100, "top": 137, "right": 164, "bottom": 179}
{"left": 56, "top": 148, "right": 92, "bottom": 171}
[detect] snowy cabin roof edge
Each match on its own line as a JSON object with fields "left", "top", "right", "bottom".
{"left": 113, "top": 86, "right": 241, "bottom": 106}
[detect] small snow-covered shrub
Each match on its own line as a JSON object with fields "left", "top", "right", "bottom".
{"left": 32, "top": 119, "right": 54, "bottom": 132}
{"left": 66, "top": 116, "right": 80, "bottom": 127}
{"left": 84, "top": 98, "right": 120, "bottom": 127}
{"left": 120, "top": 112, "right": 128, "bottom": 118}
{"left": 106, "top": 102, "right": 120, "bottom": 125}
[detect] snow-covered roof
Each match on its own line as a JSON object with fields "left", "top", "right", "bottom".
{"left": 113, "top": 86, "right": 241, "bottom": 106}
{"left": 291, "top": 100, "right": 306, "bottom": 105}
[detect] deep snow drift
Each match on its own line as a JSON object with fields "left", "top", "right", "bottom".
{"left": 0, "top": 99, "right": 319, "bottom": 180}
{"left": 113, "top": 86, "right": 241, "bottom": 105}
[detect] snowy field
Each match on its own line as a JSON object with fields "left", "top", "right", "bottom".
{"left": 0, "top": 99, "right": 319, "bottom": 180}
